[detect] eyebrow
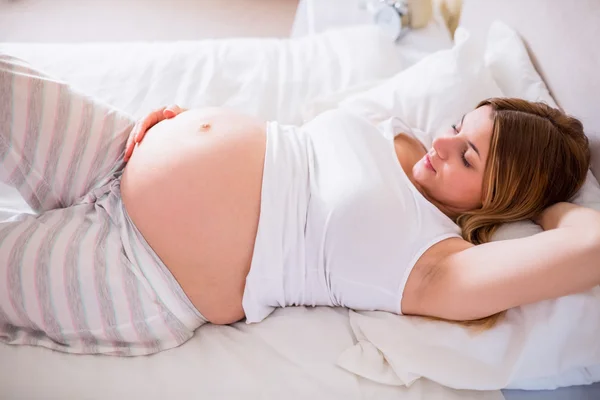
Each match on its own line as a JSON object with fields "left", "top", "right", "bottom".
{"left": 469, "top": 140, "right": 480, "bottom": 158}
{"left": 460, "top": 113, "right": 480, "bottom": 159}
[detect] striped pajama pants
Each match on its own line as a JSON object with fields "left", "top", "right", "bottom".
{"left": 0, "top": 55, "right": 206, "bottom": 356}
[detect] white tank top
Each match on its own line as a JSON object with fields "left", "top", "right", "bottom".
{"left": 242, "top": 108, "right": 462, "bottom": 323}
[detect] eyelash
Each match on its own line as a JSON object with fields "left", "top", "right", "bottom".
{"left": 451, "top": 124, "right": 471, "bottom": 168}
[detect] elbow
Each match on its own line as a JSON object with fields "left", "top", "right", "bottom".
{"left": 409, "top": 295, "right": 497, "bottom": 322}
{"left": 434, "top": 307, "right": 497, "bottom": 323}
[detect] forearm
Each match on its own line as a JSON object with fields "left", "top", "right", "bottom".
{"left": 537, "top": 203, "right": 600, "bottom": 283}
{"left": 537, "top": 202, "right": 600, "bottom": 232}
{"left": 535, "top": 202, "right": 600, "bottom": 296}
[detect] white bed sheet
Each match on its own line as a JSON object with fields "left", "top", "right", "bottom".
{"left": 0, "top": 26, "right": 505, "bottom": 400}
{"left": 0, "top": 307, "right": 503, "bottom": 400}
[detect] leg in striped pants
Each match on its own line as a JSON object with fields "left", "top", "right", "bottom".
{"left": 0, "top": 54, "right": 206, "bottom": 356}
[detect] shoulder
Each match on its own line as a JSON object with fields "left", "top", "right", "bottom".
{"left": 393, "top": 133, "right": 428, "bottom": 173}
{"left": 401, "top": 236, "right": 473, "bottom": 314}
{"left": 395, "top": 132, "right": 428, "bottom": 154}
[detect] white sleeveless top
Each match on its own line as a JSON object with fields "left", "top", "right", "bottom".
{"left": 242, "top": 108, "right": 462, "bottom": 323}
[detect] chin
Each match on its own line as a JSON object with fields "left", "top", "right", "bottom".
{"left": 412, "top": 163, "right": 430, "bottom": 184}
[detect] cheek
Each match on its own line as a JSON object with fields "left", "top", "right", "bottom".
{"left": 442, "top": 169, "right": 481, "bottom": 201}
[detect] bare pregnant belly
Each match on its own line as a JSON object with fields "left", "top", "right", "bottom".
{"left": 120, "top": 108, "right": 266, "bottom": 324}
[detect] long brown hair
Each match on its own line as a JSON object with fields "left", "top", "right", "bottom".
{"left": 455, "top": 98, "right": 591, "bottom": 329}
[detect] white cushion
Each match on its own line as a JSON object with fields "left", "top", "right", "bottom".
{"left": 335, "top": 21, "right": 600, "bottom": 391}
{"left": 337, "top": 27, "right": 503, "bottom": 137}
{"left": 483, "top": 21, "right": 557, "bottom": 108}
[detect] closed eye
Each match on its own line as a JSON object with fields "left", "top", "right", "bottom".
{"left": 452, "top": 124, "right": 471, "bottom": 168}
{"left": 461, "top": 150, "right": 471, "bottom": 168}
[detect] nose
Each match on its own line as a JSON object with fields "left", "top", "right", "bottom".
{"left": 432, "top": 135, "right": 453, "bottom": 160}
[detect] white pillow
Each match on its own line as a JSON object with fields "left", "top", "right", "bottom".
{"left": 335, "top": 21, "right": 600, "bottom": 391}
{"left": 483, "top": 21, "right": 557, "bottom": 108}
{"left": 336, "top": 27, "right": 503, "bottom": 136}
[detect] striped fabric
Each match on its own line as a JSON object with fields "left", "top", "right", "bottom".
{"left": 0, "top": 54, "right": 206, "bottom": 356}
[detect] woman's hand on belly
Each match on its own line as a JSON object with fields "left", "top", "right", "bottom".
{"left": 124, "top": 105, "right": 187, "bottom": 162}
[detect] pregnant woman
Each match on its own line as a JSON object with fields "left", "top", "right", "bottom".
{"left": 1, "top": 55, "right": 599, "bottom": 356}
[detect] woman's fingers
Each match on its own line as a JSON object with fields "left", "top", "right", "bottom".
{"left": 134, "top": 106, "right": 167, "bottom": 143}
{"left": 164, "top": 104, "right": 186, "bottom": 118}
{"left": 134, "top": 105, "right": 185, "bottom": 142}
{"left": 124, "top": 120, "right": 142, "bottom": 162}
{"left": 124, "top": 105, "right": 186, "bottom": 162}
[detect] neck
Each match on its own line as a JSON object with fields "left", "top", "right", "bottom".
{"left": 411, "top": 178, "right": 461, "bottom": 221}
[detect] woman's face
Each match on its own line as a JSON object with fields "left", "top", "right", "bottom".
{"left": 412, "top": 105, "right": 494, "bottom": 214}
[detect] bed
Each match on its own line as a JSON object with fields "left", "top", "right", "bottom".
{"left": 1, "top": 1, "right": 599, "bottom": 399}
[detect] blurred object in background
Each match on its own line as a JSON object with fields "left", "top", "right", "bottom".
{"left": 433, "top": 0, "right": 462, "bottom": 36}
{"left": 0, "top": 0, "right": 300, "bottom": 42}
{"left": 295, "top": 0, "right": 436, "bottom": 40}
{"left": 359, "top": 0, "right": 433, "bottom": 29}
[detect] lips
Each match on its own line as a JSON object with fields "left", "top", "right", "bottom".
{"left": 424, "top": 154, "right": 436, "bottom": 172}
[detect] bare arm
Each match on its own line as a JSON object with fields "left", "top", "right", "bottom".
{"left": 404, "top": 202, "right": 600, "bottom": 321}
